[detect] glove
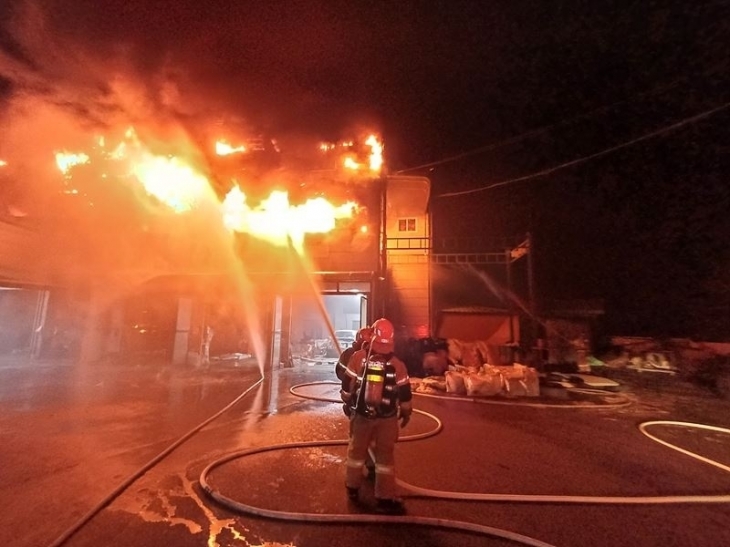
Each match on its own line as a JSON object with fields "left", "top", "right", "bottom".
{"left": 342, "top": 403, "right": 352, "bottom": 417}
{"left": 400, "top": 411, "right": 411, "bottom": 428}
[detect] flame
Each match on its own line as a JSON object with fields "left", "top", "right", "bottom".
{"left": 343, "top": 157, "right": 361, "bottom": 170}
{"left": 48, "top": 128, "right": 213, "bottom": 213}
{"left": 366, "top": 134, "right": 383, "bottom": 172}
{"left": 132, "top": 154, "right": 211, "bottom": 213}
{"left": 222, "top": 186, "right": 356, "bottom": 251}
{"left": 215, "top": 140, "right": 246, "bottom": 156}
{"left": 327, "top": 135, "right": 383, "bottom": 173}
{"left": 55, "top": 151, "right": 90, "bottom": 175}
{"left": 0, "top": 159, "right": 7, "bottom": 167}
{"left": 103, "top": 128, "right": 212, "bottom": 212}
{"left": 41, "top": 127, "right": 361, "bottom": 246}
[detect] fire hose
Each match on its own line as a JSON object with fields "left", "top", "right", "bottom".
{"left": 46, "top": 376, "right": 730, "bottom": 547}
{"left": 198, "top": 380, "right": 730, "bottom": 547}
{"left": 199, "top": 387, "right": 559, "bottom": 547}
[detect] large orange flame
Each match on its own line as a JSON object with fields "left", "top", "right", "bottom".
{"left": 132, "top": 154, "right": 211, "bottom": 213}
{"left": 45, "top": 128, "right": 359, "bottom": 249}
{"left": 222, "top": 186, "right": 357, "bottom": 252}
{"left": 325, "top": 134, "right": 383, "bottom": 173}
{"left": 366, "top": 134, "right": 383, "bottom": 172}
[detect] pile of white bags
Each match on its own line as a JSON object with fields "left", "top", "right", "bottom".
{"left": 416, "top": 363, "right": 539, "bottom": 398}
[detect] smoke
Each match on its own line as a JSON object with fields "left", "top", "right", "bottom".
{"left": 0, "top": 0, "right": 377, "bottom": 301}
{"left": 0, "top": 1, "right": 239, "bottom": 293}
{"left": 0, "top": 1, "right": 204, "bottom": 188}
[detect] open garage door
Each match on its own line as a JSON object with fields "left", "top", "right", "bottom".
{"left": 289, "top": 292, "right": 368, "bottom": 369}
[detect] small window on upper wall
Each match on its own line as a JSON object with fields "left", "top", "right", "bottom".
{"left": 398, "top": 218, "right": 417, "bottom": 232}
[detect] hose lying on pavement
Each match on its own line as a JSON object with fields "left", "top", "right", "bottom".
{"left": 290, "top": 380, "right": 632, "bottom": 409}
{"left": 638, "top": 421, "right": 730, "bottom": 474}
{"left": 199, "top": 412, "right": 559, "bottom": 547}
{"left": 200, "top": 381, "right": 730, "bottom": 547}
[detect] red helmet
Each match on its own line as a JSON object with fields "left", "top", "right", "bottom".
{"left": 356, "top": 327, "right": 373, "bottom": 345}
{"left": 370, "top": 318, "right": 394, "bottom": 353}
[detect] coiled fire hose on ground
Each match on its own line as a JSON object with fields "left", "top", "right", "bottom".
{"left": 46, "top": 375, "right": 730, "bottom": 547}
{"left": 198, "top": 380, "right": 730, "bottom": 547}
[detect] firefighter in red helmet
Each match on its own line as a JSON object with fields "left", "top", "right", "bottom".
{"left": 335, "top": 326, "right": 372, "bottom": 381}
{"left": 340, "top": 318, "right": 412, "bottom": 515}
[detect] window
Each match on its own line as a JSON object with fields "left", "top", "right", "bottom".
{"left": 398, "top": 218, "right": 417, "bottom": 232}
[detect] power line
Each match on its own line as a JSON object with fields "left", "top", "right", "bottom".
{"left": 437, "top": 100, "right": 730, "bottom": 199}
{"left": 394, "top": 62, "right": 728, "bottom": 175}
{"left": 394, "top": 123, "right": 572, "bottom": 175}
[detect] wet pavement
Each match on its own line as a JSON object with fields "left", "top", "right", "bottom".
{"left": 1, "top": 355, "right": 730, "bottom": 547}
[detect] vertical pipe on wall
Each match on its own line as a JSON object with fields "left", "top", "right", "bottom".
{"left": 526, "top": 232, "right": 537, "bottom": 341}
{"left": 505, "top": 250, "right": 514, "bottom": 344}
{"left": 378, "top": 176, "right": 388, "bottom": 318}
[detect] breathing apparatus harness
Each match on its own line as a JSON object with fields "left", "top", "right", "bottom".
{"left": 350, "top": 343, "right": 397, "bottom": 419}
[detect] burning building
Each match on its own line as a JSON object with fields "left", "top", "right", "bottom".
{"left": 0, "top": 1, "right": 538, "bottom": 376}
{"left": 0, "top": 126, "right": 437, "bottom": 370}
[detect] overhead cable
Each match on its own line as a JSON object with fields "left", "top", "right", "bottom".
{"left": 437, "top": 100, "right": 730, "bottom": 199}
{"left": 395, "top": 63, "right": 728, "bottom": 176}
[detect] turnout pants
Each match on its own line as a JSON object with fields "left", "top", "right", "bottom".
{"left": 345, "top": 414, "right": 400, "bottom": 500}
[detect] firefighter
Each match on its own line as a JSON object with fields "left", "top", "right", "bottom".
{"left": 341, "top": 318, "right": 412, "bottom": 515}
{"left": 337, "top": 326, "right": 376, "bottom": 477}
{"left": 335, "top": 326, "right": 372, "bottom": 381}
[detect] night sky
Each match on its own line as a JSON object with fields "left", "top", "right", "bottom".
{"left": 1, "top": 0, "right": 729, "bottom": 339}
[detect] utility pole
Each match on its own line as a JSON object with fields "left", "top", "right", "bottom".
{"left": 526, "top": 232, "right": 536, "bottom": 323}
{"left": 505, "top": 248, "right": 514, "bottom": 343}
